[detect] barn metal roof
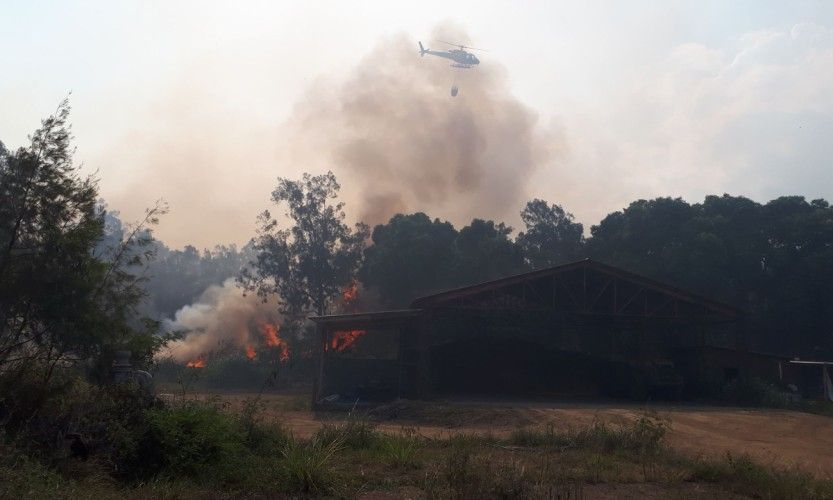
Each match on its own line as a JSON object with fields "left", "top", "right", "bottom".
{"left": 410, "top": 258, "right": 741, "bottom": 318}
{"left": 309, "top": 309, "right": 422, "bottom": 325}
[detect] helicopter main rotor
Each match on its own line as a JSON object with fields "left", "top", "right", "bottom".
{"left": 435, "top": 39, "right": 489, "bottom": 52}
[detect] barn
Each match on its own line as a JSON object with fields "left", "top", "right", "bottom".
{"left": 310, "top": 259, "right": 793, "bottom": 405}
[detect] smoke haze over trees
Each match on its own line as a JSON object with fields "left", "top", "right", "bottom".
{"left": 90, "top": 173, "right": 833, "bottom": 363}
{"left": 5, "top": 101, "right": 830, "bottom": 383}
{"left": 143, "top": 243, "right": 251, "bottom": 319}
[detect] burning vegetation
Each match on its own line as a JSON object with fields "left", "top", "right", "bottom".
{"left": 163, "top": 229, "right": 374, "bottom": 370}
{"left": 260, "top": 323, "right": 290, "bottom": 362}
{"left": 186, "top": 357, "right": 206, "bottom": 369}
{"left": 342, "top": 281, "right": 359, "bottom": 303}
{"left": 324, "top": 282, "right": 369, "bottom": 352}
{"left": 163, "top": 276, "right": 368, "bottom": 369}
{"left": 160, "top": 279, "right": 296, "bottom": 367}
{"left": 176, "top": 322, "right": 288, "bottom": 370}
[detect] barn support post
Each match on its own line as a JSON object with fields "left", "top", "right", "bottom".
{"left": 396, "top": 323, "right": 406, "bottom": 399}
{"left": 311, "top": 323, "right": 328, "bottom": 409}
{"left": 416, "top": 312, "right": 433, "bottom": 399}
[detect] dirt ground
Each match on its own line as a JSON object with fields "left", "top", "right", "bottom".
{"left": 190, "top": 392, "right": 833, "bottom": 478}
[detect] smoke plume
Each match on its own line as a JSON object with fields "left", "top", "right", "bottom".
{"left": 98, "top": 25, "right": 561, "bottom": 247}
{"left": 284, "top": 25, "right": 559, "bottom": 226}
{"left": 161, "top": 279, "right": 282, "bottom": 363}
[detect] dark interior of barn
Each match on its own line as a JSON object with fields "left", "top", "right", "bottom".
{"left": 429, "top": 338, "right": 629, "bottom": 398}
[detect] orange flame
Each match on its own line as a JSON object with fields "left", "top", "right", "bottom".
{"left": 260, "top": 323, "right": 289, "bottom": 362}
{"left": 330, "top": 330, "right": 366, "bottom": 351}
{"left": 186, "top": 356, "right": 206, "bottom": 369}
{"left": 245, "top": 344, "right": 256, "bottom": 360}
{"left": 342, "top": 281, "right": 359, "bottom": 303}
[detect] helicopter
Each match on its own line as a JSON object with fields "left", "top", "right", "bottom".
{"left": 418, "top": 40, "right": 483, "bottom": 68}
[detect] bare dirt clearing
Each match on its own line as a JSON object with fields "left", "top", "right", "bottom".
{"left": 199, "top": 393, "right": 833, "bottom": 478}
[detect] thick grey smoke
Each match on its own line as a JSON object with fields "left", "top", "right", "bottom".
{"left": 98, "top": 25, "right": 561, "bottom": 247}
{"left": 160, "top": 279, "right": 284, "bottom": 363}
{"left": 284, "top": 26, "right": 559, "bottom": 226}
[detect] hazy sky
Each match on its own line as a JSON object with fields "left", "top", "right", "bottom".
{"left": 3, "top": 1, "right": 833, "bottom": 248}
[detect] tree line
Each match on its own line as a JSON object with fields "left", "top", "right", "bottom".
{"left": 131, "top": 160, "right": 833, "bottom": 361}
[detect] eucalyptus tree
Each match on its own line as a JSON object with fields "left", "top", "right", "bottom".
{"left": 240, "top": 171, "right": 368, "bottom": 318}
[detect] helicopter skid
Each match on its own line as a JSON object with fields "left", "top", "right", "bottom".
{"left": 451, "top": 64, "right": 473, "bottom": 68}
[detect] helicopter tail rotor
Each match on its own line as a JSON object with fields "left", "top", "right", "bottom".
{"left": 418, "top": 41, "right": 427, "bottom": 56}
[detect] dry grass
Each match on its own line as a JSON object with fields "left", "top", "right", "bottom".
{"left": 5, "top": 400, "right": 833, "bottom": 499}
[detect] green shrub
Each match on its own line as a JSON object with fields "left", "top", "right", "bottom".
{"left": 238, "top": 397, "right": 290, "bottom": 454}
{"left": 314, "top": 416, "right": 379, "bottom": 450}
{"left": 805, "top": 399, "right": 833, "bottom": 417}
{"left": 510, "top": 418, "right": 665, "bottom": 455}
{"left": 0, "top": 441, "right": 125, "bottom": 498}
{"left": 722, "top": 377, "right": 792, "bottom": 408}
{"left": 74, "top": 382, "right": 160, "bottom": 477}
{"left": 690, "top": 452, "right": 833, "bottom": 499}
{"left": 436, "top": 441, "right": 534, "bottom": 499}
{"left": 581, "top": 417, "right": 665, "bottom": 455}
{"left": 533, "top": 451, "right": 584, "bottom": 499}
{"left": 142, "top": 403, "right": 249, "bottom": 483}
{"left": 0, "top": 370, "right": 160, "bottom": 481}
{"left": 490, "top": 460, "right": 530, "bottom": 498}
{"left": 441, "top": 432, "right": 499, "bottom": 448}
{"left": 378, "top": 429, "right": 421, "bottom": 468}
{"left": 443, "top": 441, "right": 482, "bottom": 499}
{"left": 510, "top": 424, "right": 570, "bottom": 448}
{"left": 0, "top": 444, "right": 75, "bottom": 498}
{"left": 0, "top": 363, "right": 78, "bottom": 443}
{"left": 278, "top": 436, "right": 341, "bottom": 494}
